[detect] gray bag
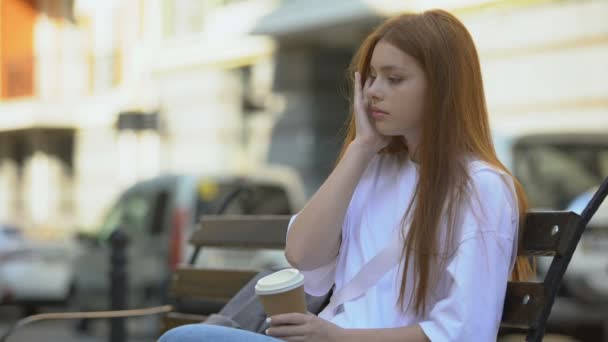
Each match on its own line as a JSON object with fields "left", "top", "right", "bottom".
{"left": 202, "top": 269, "right": 332, "bottom": 334}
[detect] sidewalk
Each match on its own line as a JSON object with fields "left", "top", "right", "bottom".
{"left": 0, "top": 306, "right": 157, "bottom": 342}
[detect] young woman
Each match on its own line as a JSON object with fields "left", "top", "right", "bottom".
{"left": 159, "top": 9, "right": 533, "bottom": 342}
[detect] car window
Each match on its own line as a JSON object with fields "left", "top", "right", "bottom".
{"left": 195, "top": 180, "right": 291, "bottom": 217}
{"left": 149, "top": 191, "right": 170, "bottom": 235}
{"left": 98, "top": 195, "right": 152, "bottom": 240}
{"left": 513, "top": 142, "right": 608, "bottom": 209}
{"left": 600, "top": 151, "right": 608, "bottom": 176}
{"left": 98, "top": 203, "right": 123, "bottom": 240}
{"left": 241, "top": 185, "right": 291, "bottom": 214}
{"left": 122, "top": 196, "right": 151, "bottom": 232}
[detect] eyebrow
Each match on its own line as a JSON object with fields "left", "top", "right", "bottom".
{"left": 370, "top": 65, "right": 406, "bottom": 72}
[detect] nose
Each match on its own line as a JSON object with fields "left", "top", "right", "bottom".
{"left": 366, "top": 77, "right": 383, "bottom": 102}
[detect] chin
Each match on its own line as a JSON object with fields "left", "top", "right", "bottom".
{"left": 375, "top": 124, "right": 401, "bottom": 137}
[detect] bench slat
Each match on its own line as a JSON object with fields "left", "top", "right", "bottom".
{"left": 501, "top": 281, "right": 546, "bottom": 328}
{"left": 519, "top": 212, "right": 580, "bottom": 256}
{"left": 190, "top": 215, "right": 291, "bottom": 249}
{"left": 170, "top": 268, "right": 259, "bottom": 301}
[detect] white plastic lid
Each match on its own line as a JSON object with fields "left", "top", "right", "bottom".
{"left": 255, "top": 268, "right": 305, "bottom": 295}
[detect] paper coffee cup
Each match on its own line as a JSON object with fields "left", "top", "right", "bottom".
{"left": 255, "top": 268, "right": 307, "bottom": 316}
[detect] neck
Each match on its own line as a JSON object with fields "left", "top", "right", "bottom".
{"left": 403, "top": 130, "right": 422, "bottom": 164}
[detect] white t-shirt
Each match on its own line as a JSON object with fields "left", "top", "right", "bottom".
{"left": 286, "top": 153, "right": 519, "bottom": 341}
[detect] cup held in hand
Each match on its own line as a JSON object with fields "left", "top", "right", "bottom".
{"left": 255, "top": 268, "right": 307, "bottom": 316}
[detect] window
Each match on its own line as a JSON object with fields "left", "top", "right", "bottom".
{"left": 513, "top": 140, "right": 608, "bottom": 210}
{"left": 121, "top": 196, "right": 151, "bottom": 231}
{"left": 163, "top": 0, "right": 205, "bottom": 38}
{"left": 149, "top": 192, "right": 170, "bottom": 235}
{"left": 98, "top": 195, "right": 151, "bottom": 240}
{"left": 162, "top": 0, "right": 252, "bottom": 39}
{"left": 195, "top": 180, "right": 292, "bottom": 217}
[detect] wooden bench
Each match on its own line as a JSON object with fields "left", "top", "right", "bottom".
{"left": 160, "top": 215, "right": 291, "bottom": 334}
{"left": 162, "top": 177, "right": 608, "bottom": 341}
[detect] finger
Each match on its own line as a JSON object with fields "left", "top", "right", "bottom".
{"left": 282, "top": 337, "right": 306, "bottom": 342}
{"left": 266, "top": 324, "right": 308, "bottom": 338}
{"left": 268, "top": 313, "right": 309, "bottom": 326}
{"left": 363, "top": 74, "right": 372, "bottom": 92}
{"left": 354, "top": 72, "right": 363, "bottom": 110}
{"left": 363, "top": 76, "right": 373, "bottom": 108}
{"left": 283, "top": 337, "right": 306, "bottom": 342}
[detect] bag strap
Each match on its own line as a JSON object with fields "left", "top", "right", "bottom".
{"left": 323, "top": 232, "right": 404, "bottom": 317}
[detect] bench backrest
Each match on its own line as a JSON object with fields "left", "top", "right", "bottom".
{"left": 501, "top": 176, "right": 608, "bottom": 341}
{"left": 167, "top": 215, "right": 291, "bottom": 315}
{"left": 189, "top": 215, "right": 290, "bottom": 250}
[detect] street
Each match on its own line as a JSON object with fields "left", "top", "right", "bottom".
{"left": 0, "top": 305, "right": 157, "bottom": 342}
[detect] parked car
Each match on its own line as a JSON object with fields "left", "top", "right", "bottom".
{"left": 71, "top": 165, "right": 306, "bottom": 317}
{"left": 0, "top": 225, "right": 77, "bottom": 314}
{"left": 550, "top": 186, "right": 608, "bottom": 304}
{"left": 492, "top": 116, "right": 608, "bottom": 338}
{"left": 0, "top": 224, "right": 24, "bottom": 305}
{"left": 492, "top": 115, "right": 608, "bottom": 302}
{"left": 0, "top": 224, "right": 24, "bottom": 257}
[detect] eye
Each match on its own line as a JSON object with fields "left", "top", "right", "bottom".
{"left": 388, "top": 77, "right": 403, "bottom": 84}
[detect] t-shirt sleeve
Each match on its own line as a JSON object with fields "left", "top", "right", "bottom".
{"left": 286, "top": 213, "right": 340, "bottom": 297}
{"left": 419, "top": 169, "right": 519, "bottom": 342}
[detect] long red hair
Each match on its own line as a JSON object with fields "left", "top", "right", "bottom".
{"left": 337, "top": 9, "right": 534, "bottom": 316}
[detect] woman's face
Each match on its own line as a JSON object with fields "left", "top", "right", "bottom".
{"left": 366, "top": 40, "right": 427, "bottom": 137}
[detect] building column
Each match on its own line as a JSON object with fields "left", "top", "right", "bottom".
{"left": 116, "top": 111, "right": 161, "bottom": 186}
{"left": 0, "top": 135, "right": 17, "bottom": 221}
{"left": 24, "top": 131, "right": 50, "bottom": 225}
{"left": 22, "top": 129, "right": 71, "bottom": 227}
{"left": 268, "top": 46, "right": 353, "bottom": 196}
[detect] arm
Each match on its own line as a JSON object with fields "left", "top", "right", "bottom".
{"left": 285, "top": 142, "right": 375, "bottom": 270}
{"left": 285, "top": 72, "right": 389, "bottom": 271}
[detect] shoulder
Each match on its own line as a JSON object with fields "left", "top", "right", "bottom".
{"left": 466, "top": 160, "right": 514, "bottom": 197}
{"left": 468, "top": 159, "right": 508, "bottom": 179}
{"left": 462, "top": 159, "right": 518, "bottom": 229}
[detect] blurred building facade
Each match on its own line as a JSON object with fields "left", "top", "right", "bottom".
{"left": 0, "top": 0, "right": 81, "bottom": 231}
{"left": 0, "top": 0, "right": 606, "bottom": 233}
{"left": 0, "top": 0, "right": 283, "bottom": 232}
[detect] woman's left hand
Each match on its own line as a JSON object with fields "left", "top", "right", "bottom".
{"left": 265, "top": 312, "right": 344, "bottom": 342}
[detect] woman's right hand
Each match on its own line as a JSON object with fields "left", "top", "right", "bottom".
{"left": 351, "top": 72, "right": 390, "bottom": 155}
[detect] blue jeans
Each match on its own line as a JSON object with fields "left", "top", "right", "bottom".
{"left": 158, "top": 324, "right": 282, "bottom": 342}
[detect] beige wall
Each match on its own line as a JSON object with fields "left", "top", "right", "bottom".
{"left": 465, "top": 0, "right": 608, "bottom": 122}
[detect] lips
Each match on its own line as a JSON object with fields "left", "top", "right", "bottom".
{"left": 370, "top": 106, "right": 388, "bottom": 114}
{"left": 370, "top": 106, "right": 389, "bottom": 119}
